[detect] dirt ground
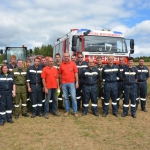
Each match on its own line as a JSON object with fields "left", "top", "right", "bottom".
{"left": 0, "top": 97, "right": 150, "bottom": 150}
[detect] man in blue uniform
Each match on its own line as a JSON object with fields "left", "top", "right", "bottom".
{"left": 76, "top": 53, "right": 88, "bottom": 110}
{"left": 117, "top": 57, "right": 127, "bottom": 109}
{"left": 95, "top": 56, "right": 105, "bottom": 108}
{"left": 81, "top": 59, "right": 100, "bottom": 116}
{"left": 27, "top": 57, "right": 43, "bottom": 118}
{"left": 102, "top": 55, "right": 119, "bottom": 117}
{"left": 122, "top": 57, "right": 138, "bottom": 118}
{"left": 136, "top": 57, "right": 149, "bottom": 112}
{"left": 7, "top": 55, "right": 17, "bottom": 72}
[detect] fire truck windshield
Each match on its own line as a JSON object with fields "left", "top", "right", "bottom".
{"left": 84, "top": 36, "right": 127, "bottom": 53}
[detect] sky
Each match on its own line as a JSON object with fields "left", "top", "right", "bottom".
{"left": 0, "top": 0, "right": 150, "bottom": 57}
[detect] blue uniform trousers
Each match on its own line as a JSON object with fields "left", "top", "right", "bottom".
{"left": 103, "top": 82, "right": 118, "bottom": 114}
{"left": 76, "top": 80, "right": 83, "bottom": 110}
{"left": 82, "top": 84, "right": 98, "bottom": 114}
{"left": 136, "top": 82, "right": 147, "bottom": 110}
{"left": 117, "top": 81, "right": 124, "bottom": 108}
{"left": 30, "top": 85, "right": 42, "bottom": 115}
{"left": 0, "top": 90, "right": 13, "bottom": 123}
{"left": 123, "top": 84, "right": 136, "bottom": 115}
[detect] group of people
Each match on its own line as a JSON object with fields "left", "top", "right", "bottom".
{"left": 0, "top": 53, "right": 149, "bottom": 126}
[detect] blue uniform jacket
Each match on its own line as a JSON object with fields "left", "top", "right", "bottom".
{"left": 0, "top": 73, "right": 15, "bottom": 91}
{"left": 102, "top": 64, "right": 119, "bottom": 82}
{"left": 81, "top": 67, "right": 100, "bottom": 86}
{"left": 7, "top": 64, "right": 17, "bottom": 72}
{"left": 136, "top": 65, "right": 149, "bottom": 81}
{"left": 26, "top": 65, "right": 43, "bottom": 85}
{"left": 123, "top": 66, "right": 138, "bottom": 85}
{"left": 76, "top": 61, "right": 88, "bottom": 78}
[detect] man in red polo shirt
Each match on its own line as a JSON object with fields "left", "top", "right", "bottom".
{"left": 59, "top": 52, "right": 79, "bottom": 117}
{"left": 41, "top": 57, "right": 60, "bottom": 119}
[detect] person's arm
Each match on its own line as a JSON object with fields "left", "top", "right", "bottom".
{"left": 75, "top": 72, "right": 79, "bottom": 89}
{"left": 12, "top": 84, "right": 16, "bottom": 97}
{"left": 42, "top": 78, "right": 48, "bottom": 94}
{"left": 26, "top": 68, "right": 32, "bottom": 92}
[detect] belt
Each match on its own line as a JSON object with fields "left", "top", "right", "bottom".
{"left": 105, "top": 81, "right": 117, "bottom": 83}
{"left": 118, "top": 80, "right": 123, "bottom": 82}
{"left": 16, "top": 84, "right": 26, "bottom": 86}
{"left": 31, "top": 83, "right": 41, "bottom": 86}
{"left": 84, "top": 83, "right": 96, "bottom": 86}
{"left": 138, "top": 80, "right": 146, "bottom": 82}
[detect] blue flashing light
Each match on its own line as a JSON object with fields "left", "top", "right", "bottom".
{"left": 113, "top": 31, "right": 123, "bottom": 34}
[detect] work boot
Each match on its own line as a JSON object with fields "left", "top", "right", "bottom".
{"left": 82, "top": 112, "right": 87, "bottom": 116}
{"left": 74, "top": 113, "right": 79, "bottom": 118}
{"left": 39, "top": 113, "right": 43, "bottom": 117}
{"left": 15, "top": 114, "right": 19, "bottom": 119}
{"left": 44, "top": 114, "right": 49, "bottom": 119}
{"left": 31, "top": 114, "right": 36, "bottom": 118}
{"left": 22, "top": 113, "right": 29, "bottom": 117}
{"left": 53, "top": 112, "right": 60, "bottom": 117}
{"left": 142, "top": 108, "right": 147, "bottom": 112}
{"left": 121, "top": 113, "right": 127, "bottom": 117}
{"left": 0, "top": 122, "right": 4, "bottom": 126}
{"left": 93, "top": 112, "right": 99, "bottom": 117}
{"left": 7, "top": 120, "right": 14, "bottom": 124}
{"left": 132, "top": 114, "right": 136, "bottom": 118}
{"left": 102, "top": 113, "right": 107, "bottom": 117}
{"left": 64, "top": 111, "right": 70, "bottom": 117}
{"left": 113, "top": 113, "right": 119, "bottom": 117}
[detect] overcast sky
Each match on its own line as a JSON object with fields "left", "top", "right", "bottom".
{"left": 0, "top": 0, "right": 150, "bottom": 56}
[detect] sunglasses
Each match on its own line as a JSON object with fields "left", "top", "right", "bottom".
{"left": 78, "top": 57, "right": 82, "bottom": 58}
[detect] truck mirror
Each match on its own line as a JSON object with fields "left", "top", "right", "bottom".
{"left": 130, "top": 49, "right": 134, "bottom": 54}
{"left": 72, "top": 46, "right": 77, "bottom": 52}
{"left": 72, "top": 36, "right": 77, "bottom": 46}
{"left": 130, "top": 39, "right": 134, "bottom": 50}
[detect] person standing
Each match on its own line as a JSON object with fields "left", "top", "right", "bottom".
{"left": 136, "top": 58, "right": 149, "bottom": 112}
{"left": 27, "top": 57, "right": 43, "bottom": 118}
{"left": 0, "top": 65, "right": 16, "bottom": 126}
{"left": 122, "top": 57, "right": 138, "bottom": 118}
{"left": 71, "top": 55, "right": 77, "bottom": 62}
{"left": 76, "top": 53, "right": 88, "bottom": 110}
{"left": 81, "top": 59, "right": 100, "bottom": 116}
{"left": 117, "top": 57, "right": 127, "bottom": 109}
{"left": 26, "top": 59, "right": 32, "bottom": 112}
{"left": 59, "top": 52, "right": 79, "bottom": 117}
{"left": 41, "top": 57, "right": 60, "bottom": 119}
{"left": 7, "top": 55, "right": 17, "bottom": 72}
{"left": 95, "top": 56, "right": 105, "bottom": 108}
{"left": 13, "top": 59, "right": 29, "bottom": 119}
{"left": 102, "top": 55, "right": 119, "bottom": 117}
{"left": 54, "top": 53, "right": 64, "bottom": 109}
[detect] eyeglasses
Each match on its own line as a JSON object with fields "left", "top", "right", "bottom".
{"left": 78, "top": 57, "right": 82, "bottom": 58}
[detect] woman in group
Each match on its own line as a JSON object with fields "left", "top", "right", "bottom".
{"left": 0, "top": 65, "right": 16, "bottom": 126}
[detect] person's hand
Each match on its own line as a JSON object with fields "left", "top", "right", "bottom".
{"left": 42, "top": 87, "right": 45, "bottom": 92}
{"left": 76, "top": 82, "right": 79, "bottom": 89}
{"left": 12, "top": 93, "right": 16, "bottom": 97}
{"left": 45, "top": 88, "right": 48, "bottom": 94}
{"left": 28, "top": 87, "right": 32, "bottom": 92}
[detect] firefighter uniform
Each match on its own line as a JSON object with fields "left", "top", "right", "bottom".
{"left": 27, "top": 65, "right": 43, "bottom": 117}
{"left": 117, "top": 64, "right": 127, "bottom": 108}
{"left": 54, "top": 62, "right": 64, "bottom": 109}
{"left": 13, "top": 68, "right": 28, "bottom": 118}
{"left": 95, "top": 64, "right": 105, "bottom": 107}
{"left": 122, "top": 67, "right": 138, "bottom": 118}
{"left": 7, "top": 64, "right": 17, "bottom": 72}
{"left": 0, "top": 74, "right": 15, "bottom": 125}
{"left": 81, "top": 67, "right": 100, "bottom": 116}
{"left": 76, "top": 61, "right": 88, "bottom": 110}
{"left": 102, "top": 64, "right": 119, "bottom": 117}
{"left": 136, "top": 65, "right": 149, "bottom": 111}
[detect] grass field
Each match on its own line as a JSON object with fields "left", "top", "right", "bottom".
{"left": 0, "top": 62, "right": 150, "bottom": 150}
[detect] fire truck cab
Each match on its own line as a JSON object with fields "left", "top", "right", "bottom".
{"left": 53, "top": 29, "right": 134, "bottom": 64}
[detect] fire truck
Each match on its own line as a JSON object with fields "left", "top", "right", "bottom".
{"left": 53, "top": 29, "right": 134, "bottom": 64}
